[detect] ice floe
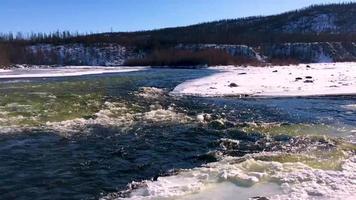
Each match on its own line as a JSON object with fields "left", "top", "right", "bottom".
{"left": 104, "top": 153, "right": 356, "bottom": 200}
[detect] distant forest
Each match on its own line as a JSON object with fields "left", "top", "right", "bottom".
{"left": 1, "top": 2, "right": 356, "bottom": 67}
{"left": 2, "top": 32, "right": 354, "bottom": 67}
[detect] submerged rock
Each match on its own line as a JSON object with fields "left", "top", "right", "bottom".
{"left": 209, "top": 119, "right": 226, "bottom": 130}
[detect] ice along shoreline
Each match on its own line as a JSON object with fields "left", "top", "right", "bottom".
{"left": 171, "top": 62, "right": 356, "bottom": 98}
{"left": 1, "top": 63, "right": 356, "bottom": 98}
{"left": 0, "top": 66, "right": 147, "bottom": 79}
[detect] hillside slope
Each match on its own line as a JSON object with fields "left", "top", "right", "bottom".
{"left": 1, "top": 3, "right": 356, "bottom": 67}
{"left": 104, "top": 2, "right": 356, "bottom": 47}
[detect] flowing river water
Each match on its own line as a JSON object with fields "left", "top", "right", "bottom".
{"left": 0, "top": 68, "right": 355, "bottom": 200}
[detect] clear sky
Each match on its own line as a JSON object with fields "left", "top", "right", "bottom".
{"left": 0, "top": 0, "right": 349, "bottom": 33}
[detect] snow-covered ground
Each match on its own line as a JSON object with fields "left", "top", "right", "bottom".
{"left": 171, "top": 62, "right": 356, "bottom": 97}
{"left": 0, "top": 66, "right": 146, "bottom": 79}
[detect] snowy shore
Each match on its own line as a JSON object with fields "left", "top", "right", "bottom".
{"left": 0, "top": 66, "right": 146, "bottom": 79}
{"left": 171, "top": 62, "right": 356, "bottom": 97}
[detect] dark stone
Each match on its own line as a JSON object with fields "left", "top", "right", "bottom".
{"left": 306, "top": 65, "right": 311, "bottom": 68}
{"left": 272, "top": 70, "right": 278, "bottom": 73}
{"left": 238, "top": 72, "right": 247, "bottom": 75}
{"left": 295, "top": 77, "right": 303, "bottom": 81}
{"left": 305, "top": 76, "right": 313, "bottom": 79}
{"left": 304, "top": 80, "right": 314, "bottom": 83}
{"left": 251, "top": 197, "right": 270, "bottom": 200}
{"left": 229, "top": 83, "right": 239, "bottom": 87}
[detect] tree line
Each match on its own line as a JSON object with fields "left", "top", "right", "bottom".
{"left": 1, "top": 2, "right": 355, "bottom": 67}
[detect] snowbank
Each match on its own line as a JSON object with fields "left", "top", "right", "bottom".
{"left": 171, "top": 62, "right": 356, "bottom": 97}
{"left": 0, "top": 66, "right": 146, "bottom": 79}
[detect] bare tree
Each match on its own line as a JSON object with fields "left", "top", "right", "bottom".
{"left": 0, "top": 44, "right": 10, "bottom": 68}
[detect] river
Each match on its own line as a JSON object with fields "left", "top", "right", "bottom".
{"left": 0, "top": 68, "right": 355, "bottom": 200}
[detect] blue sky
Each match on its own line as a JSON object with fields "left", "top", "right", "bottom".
{"left": 0, "top": 0, "right": 348, "bottom": 33}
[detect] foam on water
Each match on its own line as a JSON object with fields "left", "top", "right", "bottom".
{"left": 342, "top": 104, "right": 356, "bottom": 111}
{"left": 143, "top": 108, "right": 192, "bottom": 123}
{"left": 0, "top": 86, "right": 193, "bottom": 135}
{"left": 46, "top": 101, "right": 192, "bottom": 135}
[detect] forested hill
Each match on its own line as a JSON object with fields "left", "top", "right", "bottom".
{"left": 2, "top": 2, "right": 355, "bottom": 47}
{"left": 87, "top": 2, "right": 356, "bottom": 48}
{"left": 1, "top": 2, "right": 356, "bottom": 67}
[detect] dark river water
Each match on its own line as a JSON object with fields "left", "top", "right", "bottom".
{"left": 0, "top": 69, "right": 355, "bottom": 200}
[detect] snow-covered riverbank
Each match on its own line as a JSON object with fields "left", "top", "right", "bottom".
{"left": 0, "top": 66, "right": 146, "bottom": 79}
{"left": 171, "top": 62, "right": 356, "bottom": 97}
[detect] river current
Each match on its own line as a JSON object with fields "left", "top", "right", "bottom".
{"left": 0, "top": 69, "right": 355, "bottom": 200}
